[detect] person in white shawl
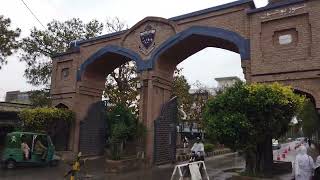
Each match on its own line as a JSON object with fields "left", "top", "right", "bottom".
{"left": 314, "top": 155, "right": 320, "bottom": 179}
{"left": 295, "top": 145, "right": 314, "bottom": 180}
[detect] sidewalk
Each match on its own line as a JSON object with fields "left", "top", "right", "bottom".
{"left": 105, "top": 152, "right": 239, "bottom": 180}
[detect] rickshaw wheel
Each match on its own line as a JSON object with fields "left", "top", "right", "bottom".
{"left": 6, "top": 160, "right": 16, "bottom": 169}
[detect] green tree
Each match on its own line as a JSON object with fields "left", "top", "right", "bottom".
{"left": 298, "top": 100, "right": 319, "bottom": 138}
{"left": 172, "top": 68, "right": 193, "bottom": 121}
{"left": 203, "top": 82, "right": 304, "bottom": 176}
{"left": 21, "top": 18, "right": 104, "bottom": 86}
{"left": 0, "top": 15, "right": 20, "bottom": 69}
{"left": 103, "top": 18, "right": 139, "bottom": 113}
{"left": 21, "top": 17, "right": 139, "bottom": 111}
{"left": 189, "top": 81, "right": 212, "bottom": 124}
{"left": 107, "top": 103, "right": 141, "bottom": 160}
{"left": 103, "top": 62, "right": 139, "bottom": 113}
{"left": 29, "top": 89, "right": 51, "bottom": 107}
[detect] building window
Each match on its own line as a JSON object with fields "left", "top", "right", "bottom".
{"left": 61, "top": 68, "right": 69, "bottom": 79}
{"left": 279, "top": 34, "right": 292, "bottom": 45}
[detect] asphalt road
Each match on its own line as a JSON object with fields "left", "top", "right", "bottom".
{"left": 0, "top": 141, "right": 314, "bottom": 180}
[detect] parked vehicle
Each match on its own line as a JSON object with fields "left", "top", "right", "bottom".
{"left": 1, "top": 132, "right": 59, "bottom": 169}
{"left": 272, "top": 139, "right": 281, "bottom": 150}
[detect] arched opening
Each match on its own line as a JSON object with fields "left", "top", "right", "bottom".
{"left": 55, "top": 103, "right": 68, "bottom": 109}
{"left": 292, "top": 89, "right": 320, "bottom": 146}
{"left": 150, "top": 26, "right": 249, "bottom": 74}
{"left": 150, "top": 27, "right": 248, "bottom": 164}
{"left": 175, "top": 47, "right": 243, "bottom": 147}
{"left": 77, "top": 45, "right": 142, "bottom": 156}
{"left": 50, "top": 103, "right": 70, "bottom": 151}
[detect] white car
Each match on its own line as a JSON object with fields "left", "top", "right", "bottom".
{"left": 272, "top": 139, "right": 281, "bottom": 150}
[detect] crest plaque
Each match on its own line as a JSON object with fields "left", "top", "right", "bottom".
{"left": 139, "top": 25, "right": 156, "bottom": 55}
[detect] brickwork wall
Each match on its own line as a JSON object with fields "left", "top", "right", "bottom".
{"left": 248, "top": 0, "right": 320, "bottom": 109}
{"left": 50, "top": 0, "right": 320, "bottom": 159}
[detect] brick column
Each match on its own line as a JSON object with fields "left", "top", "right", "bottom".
{"left": 241, "top": 60, "right": 252, "bottom": 83}
{"left": 72, "top": 79, "right": 105, "bottom": 153}
{"left": 139, "top": 70, "right": 173, "bottom": 165}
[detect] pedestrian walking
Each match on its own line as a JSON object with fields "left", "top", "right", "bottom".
{"left": 294, "top": 145, "right": 314, "bottom": 180}
{"left": 308, "top": 138, "right": 312, "bottom": 148}
{"left": 183, "top": 136, "right": 189, "bottom": 148}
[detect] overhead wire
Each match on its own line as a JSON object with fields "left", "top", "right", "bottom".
{"left": 19, "top": 0, "right": 46, "bottom": 29}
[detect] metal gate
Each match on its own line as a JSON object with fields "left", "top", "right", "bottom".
{"left": 79, "top": 101, "right": 107, "bottom": 156}
{"left": 154, "top": 96, "right": 178, "bottom": 165}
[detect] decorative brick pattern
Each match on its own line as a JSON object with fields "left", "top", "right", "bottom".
{"left": 154, "top": 97, "right": 178, "bottom": 165}
{"left": 79, "top": 101, "right": 107, "bottom": 156}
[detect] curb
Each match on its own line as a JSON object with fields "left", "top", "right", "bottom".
{"left": 175, "top": 148, "right": 232, "bottom": 162}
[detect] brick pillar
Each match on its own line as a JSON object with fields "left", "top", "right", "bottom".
{"left": 72, "top": 79, "right": 105, "bottom": 153}
{"left": 241, "top": 60, "right": 252, "bottom": 83}
{"left": 139, "top": 70, "right": 173, "bottom": 165}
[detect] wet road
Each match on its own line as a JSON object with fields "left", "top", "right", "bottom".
{"left": 0, "top": 142, "right": 314, "bottom": 180}
{"left": 106, "top": 153, "right": 244, "bottom": 180}
{"left": 0, "top": 153, "right": 243, "bottom": 180}
{"left": 0, "top": 158, "right": 106, "bottom": 180}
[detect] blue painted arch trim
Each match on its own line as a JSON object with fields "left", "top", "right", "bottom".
{"left": 146, "top": 26, "right": 250, "bottom": 69}
{"left": 77, "top": 45, "right": 145, "bottom": 81}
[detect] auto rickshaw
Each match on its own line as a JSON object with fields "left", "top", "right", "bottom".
{"left": 1, "top": 131, "right": 59, "bottom": 169}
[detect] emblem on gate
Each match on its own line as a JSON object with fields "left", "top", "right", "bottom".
{"left": 139, "top": 25, "right": 156, "bottom": 55}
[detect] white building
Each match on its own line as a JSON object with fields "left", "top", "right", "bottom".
{"left": 215, "top": 76, "right": 241, "bottom": 89}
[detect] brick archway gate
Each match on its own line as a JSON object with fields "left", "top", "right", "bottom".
{"left": 51, "top": 0, "right": 320, "bottom": 165}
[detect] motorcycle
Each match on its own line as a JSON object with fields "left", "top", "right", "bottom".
{"left": 181, "top": 151, "right": 205, "bottom": 177}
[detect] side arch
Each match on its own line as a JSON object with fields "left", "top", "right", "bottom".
{"left": 293, "top": 87, "right": 320, "bottom": 109}
{"left": 55, "top": 103, "right": 69, "bottom": 109}
{"left": 146, "top": 26, "right": 250, "bottom": 69}
{"left": 77, "top": 45, "right": 146, "bottom": 81}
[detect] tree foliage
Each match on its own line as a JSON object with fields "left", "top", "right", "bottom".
{"left": 189, "top": 81, "right": 212, "bottom": 124}
{"left": 298, "top": 100, "right": 319, "bottom": 138}
{"left": 203, "top": 82, "right": 304, "bottom": 175}
{"left": 18, "top": 107, "right": 74, "bottom": 150}
{"left": 29, "top": 89, "right": 51, "bottom": 107}
{"left": 0, "top": 15, "right": 21, "bottom": 69}
{"left": 107, "top": 104, "right": 137, "bottom": 143}
{"left": 21, "top": 18, "right": 104, "bottom": 86}
{"left": 172, "top": 68, "right": 193, "bottom": 121}
{"left": 18, "top": 107, "right": 74, "bottom": 133}
{"left": 104, "top": 62, "right": 139, "bottom": 112}
{"left": 107, "top": 103, "right": 145, "bottom": 160}
{"left": 102, "top": 18, "right": 139, "bottom": 112}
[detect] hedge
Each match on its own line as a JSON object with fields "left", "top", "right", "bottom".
{"left": 204, "top": 143, "right": 215, "bottom": 152}
{"left": 18, "top": 107, "right": 74, "bottom": 133}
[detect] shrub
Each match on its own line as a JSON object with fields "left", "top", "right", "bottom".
{"left": 107, "top": 103, "right": 146, "bottom": 160}
{"left": 18, "top": 107, "right": 74, "bottom": 133}
{"left": 18, "top": 107, "right": 75, "bottom": 150}
{"left": 204, "top": 143, "right": 215, "bottom": 152}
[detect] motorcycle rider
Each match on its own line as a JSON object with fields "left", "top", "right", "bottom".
{"left": 190, "top": 137, "right": 205, "bottom": 161}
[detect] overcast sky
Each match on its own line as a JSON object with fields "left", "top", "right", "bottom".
{"left": 0, "top": 0, "right": 268, "bottom": 100}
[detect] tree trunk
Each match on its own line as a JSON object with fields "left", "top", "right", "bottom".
{"left": 245, "top": 136, "right": 273, "bottom": 177}
{"left": 245, "top": 151, "right": 257, "bottom": 175}
{"left": 261, "top": 136, "right": 273, "bottom": 176}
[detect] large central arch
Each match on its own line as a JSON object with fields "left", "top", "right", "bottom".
{"left": 148, "top": 26, "right": 250, "bottom": 66}
{"left": 51, "top": 0, "right": 320, "bottom": 165}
